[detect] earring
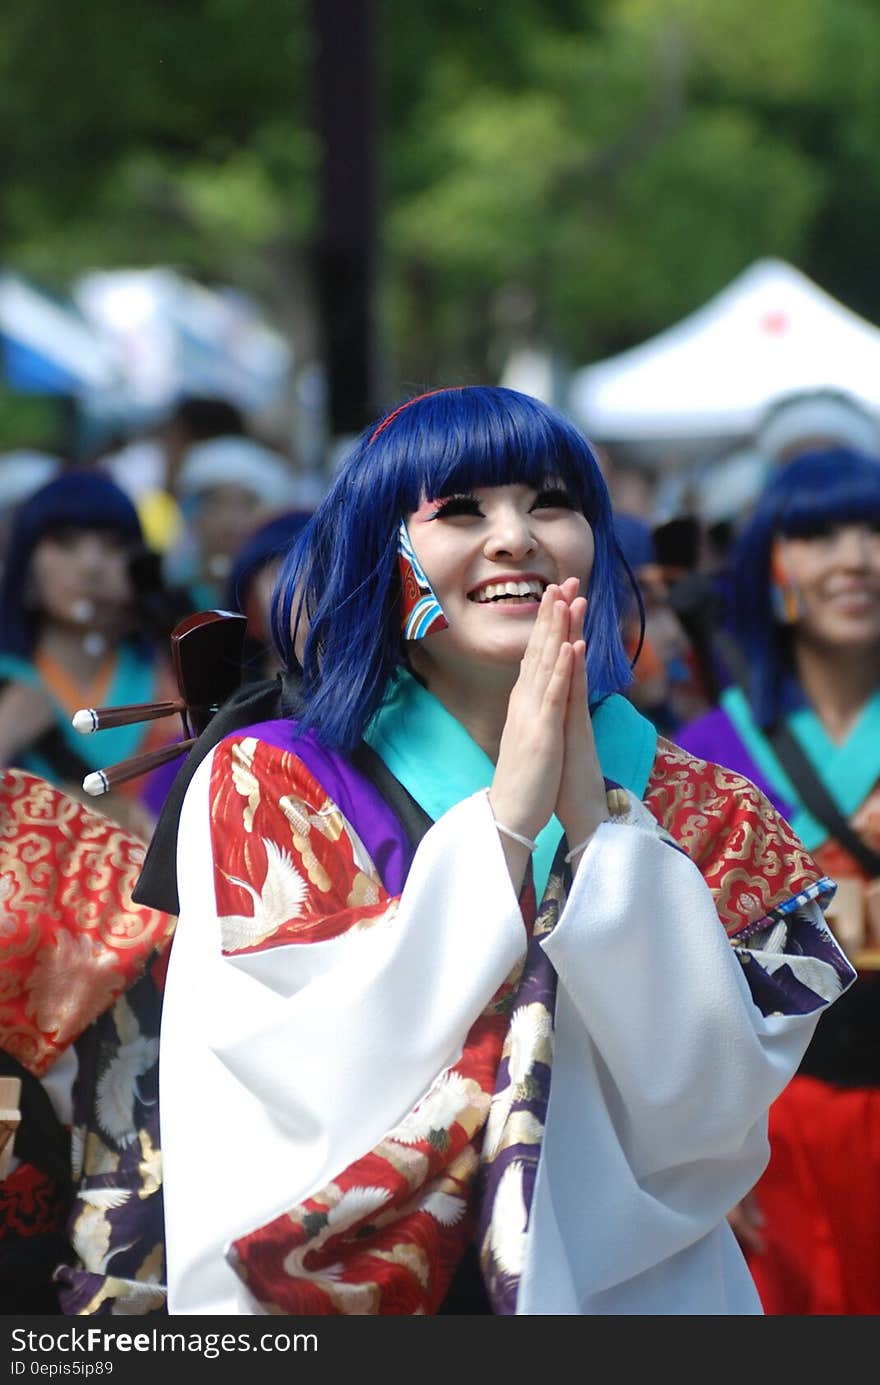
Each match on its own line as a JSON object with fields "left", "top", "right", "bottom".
{"left": 397, "top": 521, "right": 449, "bottom": 639}
{"left": 770, "top": 541, "right": 804, "bottom": 624}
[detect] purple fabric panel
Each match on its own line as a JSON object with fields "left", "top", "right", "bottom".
{"left": 475, "top": 931, "right": 557, "bottom": 1315}
{"left": 227, "top": 719, "right": 415, "bottom": 895}
{"left": 56, "top": 967, "right": 166, "bottom": 1316}
{"left": 674, "top": 707, "right": 795, "bottom": 820}
{"left": 746, "top": 961, "right": 836, "bottom": 1017}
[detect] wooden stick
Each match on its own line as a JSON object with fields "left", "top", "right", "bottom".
{"left": 72, "top": 700, "right": 187, "bottom": 734}
{"left": 82, "top": 737, "right": 197, "bottom": 797}
{"left": 0, "top": 1076, "right": 21, "bottom": 1182}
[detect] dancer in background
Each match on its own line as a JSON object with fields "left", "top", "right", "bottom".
{"left": 678, "top": 446, "right": 880, "bottom": 1314}
{"left": 0, "top": 471, "right": 183, "bottom": 840}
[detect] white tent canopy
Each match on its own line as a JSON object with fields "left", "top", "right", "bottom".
{"left": 567, "top": 258, "right": 880, "bottom": 461}
{"left": 73, "top": 267, "right": 293, "bottom": 419}
{"left": 0, "top": 271, "right": 120, "bottom": 394}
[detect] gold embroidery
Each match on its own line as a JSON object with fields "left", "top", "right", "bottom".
{"left": 347, "top": 872, "right": 380, "bottom": 909}
{"left": 230, "top": 738, "right": 261, "bottom": 832}
{"left": 373, "top": 1139, "right": 430, "bottom": 1190}
{"left": 649, "top": 738, "right": 822, "bottom": 931}
{"left": 80, "top": 1133, "right": 122, "bottom": 1177}
{"left": 0, "top": 768, "right": 171, "bottom": 1077}
{"left": 309, "top": 798, "right": 345, "bottom": 843}
{"left": 279, "top": 794, "right": 332, "bottom": 891}
{"left": 25, "top": 930, "right": 122, "bottom": 1041}
{"left": 326, "top": 1278, "right": 382, "bottom": 1314}
{"left": 483, "top": 1109, "right": 545, "bottom": 1161}
{"left": 138, "top": 1129, "right": 162, "bottom": 1197}
{"left": 347, "top": 898, "right": 399, "bottom": 934}
{"left": 370, "top": 1242, "right": 432, "bottom": 1286}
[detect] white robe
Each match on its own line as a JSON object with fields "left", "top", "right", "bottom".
{"left": 159, "top": 744, "right": 849, "bottom": 1315}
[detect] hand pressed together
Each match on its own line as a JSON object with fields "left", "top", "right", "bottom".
{"left": 489, "top": 578, "right": 607, "bottom": 878}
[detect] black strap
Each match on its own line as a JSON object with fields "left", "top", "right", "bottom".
{"left": 712, "top": 632, "right": 880, "bottom": 877}
{"left": 766, "top": 719, "right": 880, "bottom": 877}
{"left": 350, "top": 741, "right": 434, "bottom": 847}
{"left": 133, "top": 672, "right": 302, "bottom": 915}
{"left": 133, "top": 672, "right": 435, "bottom": 913}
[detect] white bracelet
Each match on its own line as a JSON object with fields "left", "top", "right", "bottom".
{"left": 564, "top": 835, "right": 593, "bottom": 864}
{"left": 485, "top": 789, "right": 539, "bottom": 853}
{"left": 495, "top": 821, "right": 539, "bottom": 853}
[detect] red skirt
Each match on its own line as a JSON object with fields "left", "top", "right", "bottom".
{"left": 746, "top": 1074, "right": 880, "bottom": 1315}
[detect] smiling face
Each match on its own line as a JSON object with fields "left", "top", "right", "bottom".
{"left": 404, "top": 481, "right": 595, "bottom": 687}
{"left": 779, "top": 521, "right": 880, "bottom": 652}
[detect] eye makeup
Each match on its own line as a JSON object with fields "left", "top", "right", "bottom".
{"left": 412, "top": 483, "right": 576, "bottom": 523}
{"left": 531, "top": 486, "right": 575, "bottom": 509}
{"left": 411, "top": 493, "right": 479, "bottom": 523}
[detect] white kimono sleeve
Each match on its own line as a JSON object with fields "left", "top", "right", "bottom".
{"left": 519, "top": 811, "right": 853, "bottom": 1315}
{"left": 159, "top": 753, "right": 525, "bottom": 1315}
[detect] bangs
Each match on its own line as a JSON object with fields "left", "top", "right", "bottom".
{"left": 773, "top": 448, "right": 880, "bottom": 537}
{"left": 19, "top": 472, "right": 143, "bottom": 546}
{"left": 0, "top": 470, "right": 146, "bottom": 657}
{"left": 367, "top": 386, "right": 603, "bottom": 522}
{"left": 726, "top": 443, "right": 880, "bottom": 729}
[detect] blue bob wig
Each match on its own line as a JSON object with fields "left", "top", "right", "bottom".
{"left": 271, "top": 385, "right": 640, "bottom": 751}
{"left": 0, "top": 469, "right": 144, "bottom": 656}
{"left": 724, "top": 446, "right": 880, "bottom": 728}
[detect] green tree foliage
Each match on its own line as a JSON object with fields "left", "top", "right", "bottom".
{"left": 382, "top": 0, "right": 863, "bottom": 384}
{"left": 0, "top": 0, "right": 316, "bottom": 290}
{"left": 2, "top": 0, "right": 880, "bottom": 409}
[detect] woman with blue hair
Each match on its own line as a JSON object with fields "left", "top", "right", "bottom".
{"left": 678, "top": 446, "right": 880, "bottom": 1315}
{"left": 0, "top": 469, "right": 182, "bottom": 838}
{"left": 0, "top": 471, "right": 181, "bottom": 1313}
{"left": 157, "top": 386, "right": 853, "bottom": 1316}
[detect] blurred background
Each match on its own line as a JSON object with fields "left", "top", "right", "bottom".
{"left": 6, "top": 3, "right": 880, "bottom": 1320}
{"left": 3, "top": 0, "right": 880, "bottom": 500}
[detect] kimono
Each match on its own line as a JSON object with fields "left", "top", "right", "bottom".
{"left": 678, "top": 687, "right": 880, "bottom": 1315}
{"left": 0, "top": 768, "right": 173, "bottom": 1314}
{"left": 158, "top": 672, "right": 854, "bottom": 1316}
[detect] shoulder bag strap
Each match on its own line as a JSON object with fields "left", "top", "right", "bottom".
{"left": 134, "top": 673, "right": 436, "bottom": 913}
{"left": 350, "top": 740, "right": 434, "bottom": 847}
{"left": 713, "top": 630, "right": 880, "bottom": 876}
{"left": 766, "top": 719, "right": 880, "bottom": 877}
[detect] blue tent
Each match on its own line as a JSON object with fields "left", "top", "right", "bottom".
{"left": 0, "top": 271, "right": 119, "bottom": 396}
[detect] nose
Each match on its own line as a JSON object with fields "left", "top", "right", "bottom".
{"left": 483, "top": 505, "right": 537, "bottom": 562}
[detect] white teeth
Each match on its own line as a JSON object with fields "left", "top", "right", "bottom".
{"left": 473, "top": 579, "right": 544, "bottom": 603}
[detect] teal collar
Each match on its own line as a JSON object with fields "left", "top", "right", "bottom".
{"left": 720, "top": 684, "right": 880, "bottom": 852}
{"left": 0, "top": 646, "right": 163, "bottom": 773}
{"left": 364, "top": 668, "right": 657, "bottom": 898}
